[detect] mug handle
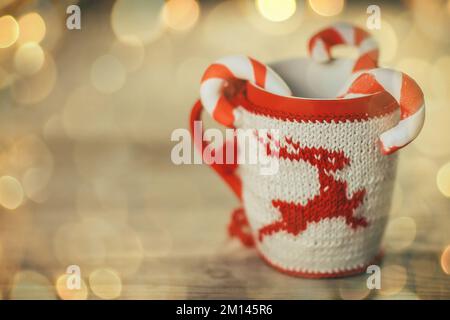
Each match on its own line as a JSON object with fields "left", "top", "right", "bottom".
{"left": 308, "top": 22, "right": 379, "bottom": 72}
{"left": 190, "top": 99, "right": 255, "bottom": 247}
{"left": 189, "top": 99, "right": 242, "bottom": 200}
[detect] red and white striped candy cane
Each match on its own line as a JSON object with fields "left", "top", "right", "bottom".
{"left": 308, "top": 22, "right": 379, "bottom": 72}
{"left": 342, "top": 68, "right": 425, "bottom": 155}
{"left": 200, "top": 55, "right": 292, "bottom": 127}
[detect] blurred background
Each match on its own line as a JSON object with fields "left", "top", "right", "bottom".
{"left": 0, "top": 0, "right": 449, "bottom": 300}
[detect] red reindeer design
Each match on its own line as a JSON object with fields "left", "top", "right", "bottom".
{"left": 257, "top": 135, "right": 368, "bottom": 242}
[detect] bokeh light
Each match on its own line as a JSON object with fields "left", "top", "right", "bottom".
{"left": 53, "top": 219, "right": 108, "bottom": 274}
{"left": 162, "top": 0, "right": 200, "bottom": 31}
{"left": 39, "top": 3, "right": 63, "bottom": 51}
{"left": 89, "top": 268, "right": 122, "bottom": 300}
{"left": 431, "top": 55, "right": 450, "bottom": 100}
{"left": 76, "top": 182, "right": 128, "bottom": 225}
{"left": 309, "top": 0, "right": 345, "bottom": 16}
{"left": 110, "top": 38, "right": 145, "bottom": 72}
{"left": 14, "top": 135, "right": 54, "bottom": 203}
{"left": 243, "top": 0, "right": 304, "bottom": 36}
{"left": 11, "top": 53, "right": 57, "bottom": 105}
{"left": 17, "top": 12, "right": 46, "bottom": 44}
{"left": 256, "top": 0, "right": 297, "bottom": 22}
{"left": 111, "top": 0, "right": 164, "bottom": 44}
{"left": 10, "top": 271, "right": 56, "bottom": 300}
{"left": 56, "top": 274, "right": 89, "bottom": 300}
{"left": 90, "top": 54, "right": 126, "bottom": 94}
{"left": 0, "top": 176, "right": 24, "bottom": 210}
{"left": 379, "top": 265, "right": 408, "bottom": 297}
{"left": 384, "top": 217, "right": 416, "bottom": 252}
{"left": 371, "top": 20, "right": 398, "bottom": 63}
{"left": 14, "top": 42, "right": 45, "bottom": 75}
{"left": 436, "top": 162, "right": 450, "bottom": 198}
{"left": 338, "top": 278, "right": 370, "bottom": 300}
{"left": 62, "top": 86, "right": 112, "bottom": 139}
{"left": 414, "top": 115, "right": 450, "bottom": 157}
{"left": 441, "top": 245, "right": 450, "bottom": 275}
{"left": 410, "top": 1, "right": 449, "bottom": 44}
{"left": 0, "top": 66, "right": 14, "bottom": 89}
{"left": 0, "top": 15, "right": 19, "bottom": 48}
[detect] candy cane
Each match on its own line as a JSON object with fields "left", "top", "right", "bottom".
{"left": 200, "top": 55, "right": 292, "bottom": 127}
{"left": 341, "top": 68, "right": 425, "bottom": 155}
{"left": 308, "top": 22, "right": 379, "bottom": 72}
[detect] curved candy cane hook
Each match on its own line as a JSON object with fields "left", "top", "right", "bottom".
{"left": 308, "top": 22, "right": 379, "bottom": 72}
{"left": 342, "top": 68, "right": 425, "bottom": 155}
{"left": 200, "top": 55, "right": 292, "bottom": 127}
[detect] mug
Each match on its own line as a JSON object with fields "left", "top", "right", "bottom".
{"left": 190, "top": 23, "right": 425, "bottom": 277}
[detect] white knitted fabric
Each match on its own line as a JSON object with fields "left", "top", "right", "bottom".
{"left": 238, "top": 107, "right": 399, "bottom": 274}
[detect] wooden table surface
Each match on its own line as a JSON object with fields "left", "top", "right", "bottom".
{"left": 0, "top": 141, "right": 448, "bottom": 300}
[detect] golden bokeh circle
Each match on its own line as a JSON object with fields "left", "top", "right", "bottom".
{"left": 23, "top": 167, "right": 52, "bottom": 203}
{"left": 436, "top": 162, "right": 450, "bottom": 198}
{"left": 11, "top": 53, "right": 57, "bottom": 105}
{"left": 0, "top": 66, "right": 15, "bottom": 89}
{"left": 0, "top": 175, "right": 24, "bottom": 210}
{"left": 431, "top": 55, "right": 450, "bottom": 100}
{"left": 379, "top": 265, "right": 408, "bottom": 296}
{"left": 0, "top": 15, "right": 19, "bottom": 48}
{"left": 309, "top": 0, "right": 345, "bottom": 16}
{"left": 383, "top": 217, "right": 416, "bottom": 252}
{"left": 338, "top": 278, "right": 371, "bottom": 300}
{"left": 162, "top": 0, "right": 200, "bottom": 31}
{"left": 110, "top": 38, "right": 145, "bottom": 72}
{"left": 56, "top": 274, "right": 89, "bottom": 300}
{"left": 89, "top": 268, "right": 122, "bottom": 300}
{"left": 10, "top": 271, "right": 56, "bottom": 300}
{"left": 372, "top": 20, "right": 398, "bottom": 63}
{"left": 12, "top": 134, "right": 54, "bottom": 203}
{"left": 14, "top": 42, "right": 45, "bottom": 75}
{"left": 440, "top": 245, "right": 450, "bottom": 275}
{"left": 111, "top": 0, "right": 164, "bottom": 44}
{"left": 17, "top": 12, "right": 46, "bottom": 44}
{"left": 90, "top": 54, "right": 126, "bottom": 94}
{"left": 62, "top": 85, "right": 116, "bottom": 139}
{"left": 413, "top": 115, "right": 450, "bottom": 157}
{"left": 256, "top": 0, "right": 297, "bottom": 22}
{"left": 243, "top": 0, "right": 304, "bottom": 36}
